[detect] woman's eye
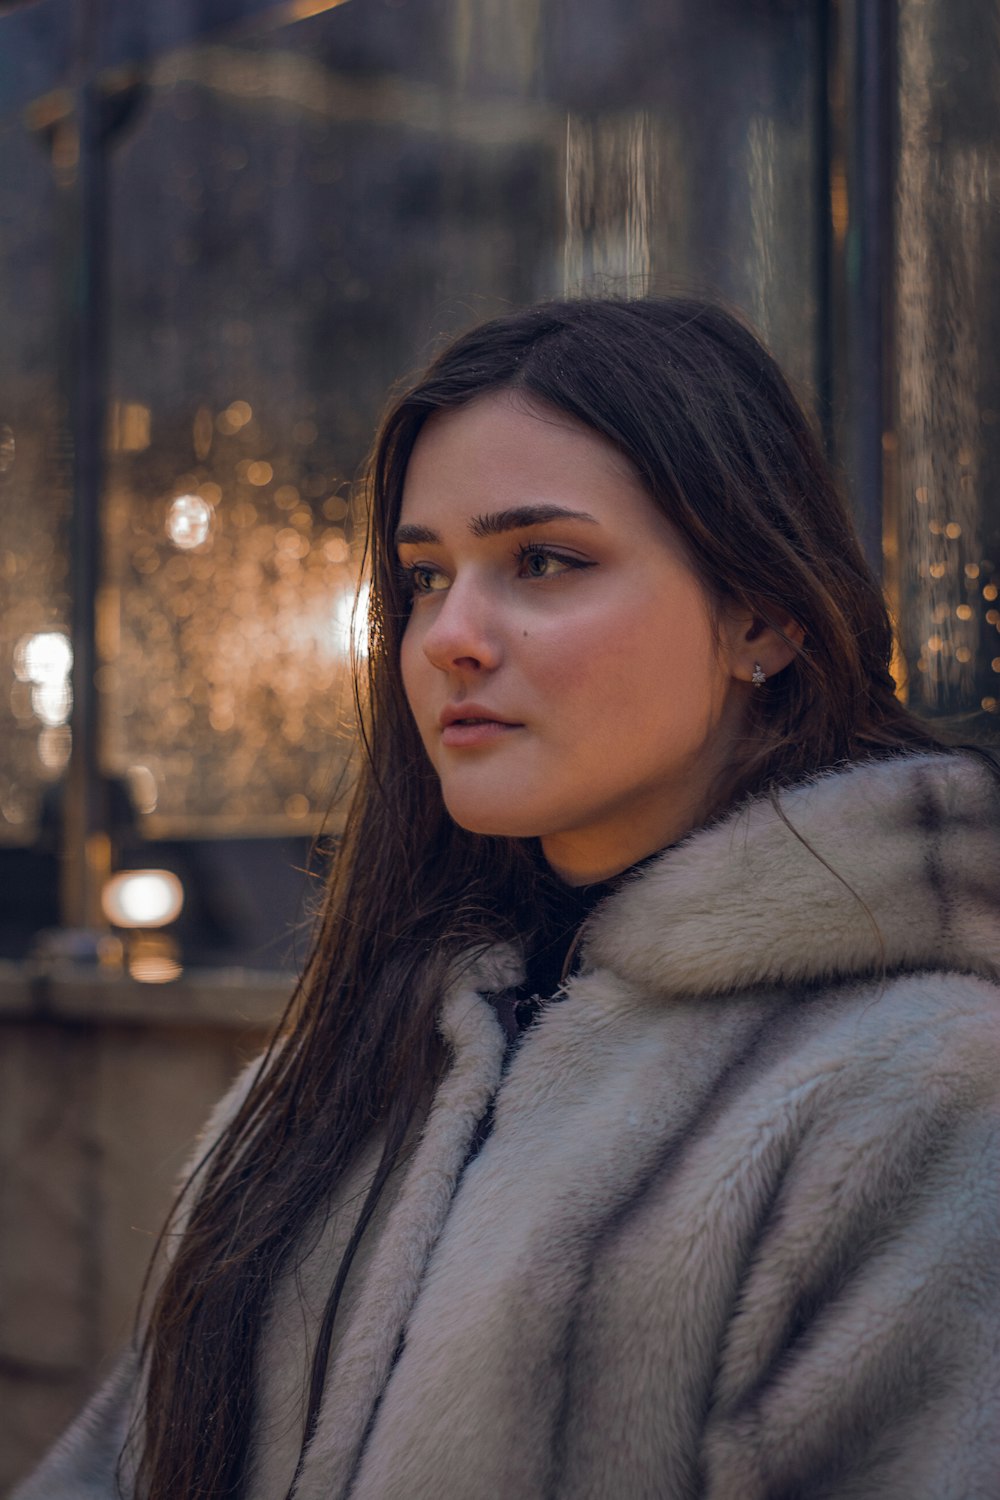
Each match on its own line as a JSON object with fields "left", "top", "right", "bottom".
{"left": 518, "top": 546, "right": 581, "bottom": 579}
{"left": 399, "top": 547, "right": 589, "bottom": 597}
{"left": 401, "top": 563, "right": 448, "bottom": 595}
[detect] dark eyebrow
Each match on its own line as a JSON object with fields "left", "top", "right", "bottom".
{"left": 394, "top": 505, "right": 599, "bottom": 549}
{"left": 393, "top": 522, "right": 441, "bottom": 547}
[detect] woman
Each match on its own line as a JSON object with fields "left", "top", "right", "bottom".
{"left": 20, "top": 297, "right": 1000, "bottom": 1499}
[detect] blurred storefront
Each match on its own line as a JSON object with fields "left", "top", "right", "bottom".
{"left": 0, "top": 0, "right": 997, "bottom": 1485}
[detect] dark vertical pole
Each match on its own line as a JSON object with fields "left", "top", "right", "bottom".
{"left": 815, "top": 0, "right": 835, "bottom": 461}
{"left": 62, "top": 1, "right": 111, "bottom": 931}
{"left": 825, "top": 0, "right": 897, "bottom": 581}
{"left": 855, "top": 0, "right": 897, "bottom": 580}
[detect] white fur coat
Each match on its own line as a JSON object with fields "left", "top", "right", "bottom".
{"left": 17, "top": 751, "right": 1000, "bottom": 1500}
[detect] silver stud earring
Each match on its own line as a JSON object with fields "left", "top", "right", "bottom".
{"left": 751, "top": 662, "right": 767, "bottom": 687}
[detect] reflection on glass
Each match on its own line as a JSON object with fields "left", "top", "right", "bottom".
{"left": 894, "top": 0, "right": 1000, "bottom": 720}
{"left": 10, "top": 629, "right": 74, "bottom": 767}
{"left": 563, "top": 111, "right": 657, "bottom": 294}
{"left": 126, "top": 762, "right": 159, "bottom": 814}
{"left": 0, "top": 112, "right": 71, "bottom": 842}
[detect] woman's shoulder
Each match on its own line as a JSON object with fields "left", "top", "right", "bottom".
{"left": 583, "top": 747, "right": 1000, "bottom": 1005}
{"left": 163, "top": 1047, "right": 278, "bottom": 1248}
{"left": 188, "top": 1049, "right": 273, "bottom": 1162}
{"left": 808, "top": 965, "right": 1000, "bottom": 1109}
{"left": 718, "top": 965, "right": 1000, "bottom": 1232}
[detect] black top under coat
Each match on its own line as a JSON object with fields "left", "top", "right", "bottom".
{"left": 463, "top": 844, "right": 667, "bottom": 1167}
{"left": 487, "top": 872, "right": 615, "bottom": 1043}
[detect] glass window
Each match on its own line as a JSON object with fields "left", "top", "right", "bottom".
{"left": 0, "top": 0, "right": 827, "bottom": 958}
{"left": 893, "top": 0, "right": 1000, "bottom": 724}
{"left": 97, "top": 0, "right": 823, "bottom": 835}
{"left": 0, "top": 104, "right": 72, "bottom": 845}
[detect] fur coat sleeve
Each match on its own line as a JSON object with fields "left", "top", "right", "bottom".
{"left": 700, "top": 970, "right": 1000, "bottom": 1498}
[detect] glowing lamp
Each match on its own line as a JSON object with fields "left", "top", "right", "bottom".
{"left": 101, "top": 869, "right": 184, "bottom": 929}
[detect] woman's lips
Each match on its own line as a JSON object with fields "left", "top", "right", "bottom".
{"left": 440, "top": 719, "right": 523, "bottom": 748}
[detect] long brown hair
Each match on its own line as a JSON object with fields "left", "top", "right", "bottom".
{"left": 135, "top": 297, "right": 944, "bottom": 1497}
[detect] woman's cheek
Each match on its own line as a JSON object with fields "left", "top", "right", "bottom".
{"left": 399, "top": 632, "right": 430, "bottom": 727}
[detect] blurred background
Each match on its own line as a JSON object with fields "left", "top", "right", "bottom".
{"left": 1, "top": 0, "right": 997, "bottom": 1485}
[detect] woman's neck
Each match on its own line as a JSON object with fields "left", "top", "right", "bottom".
{"left": 541, "top": 819, "right": 691, "bottom": 886}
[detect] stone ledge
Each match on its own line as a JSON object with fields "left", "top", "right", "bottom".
{"left": 0, "top": 960, "right": 292, "bottom": 1028}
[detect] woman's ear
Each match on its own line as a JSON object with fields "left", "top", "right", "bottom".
{"left": 720, "top": 606, "right": 805, "bottom": 685}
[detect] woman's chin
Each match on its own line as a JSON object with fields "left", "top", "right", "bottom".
{"left": 442, "top": 796, "right": 544, "bottom": 840}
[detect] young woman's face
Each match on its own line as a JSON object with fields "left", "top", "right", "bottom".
{"left": 397, "top": 393, "right": 754, "bottom": 883}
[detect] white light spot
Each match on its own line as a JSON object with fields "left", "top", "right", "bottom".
{"left": 102, "top": 869, "right": 184, "bottom": 928}
{"left": 126, "top": 764, "right": 159, "bottom": 815}
{"left": 330, "top": 580, "right": 370, "bottom": 660}
{"left": 15, "top": 630, "right": 73, "bottom": 686}
{"left": 166, "top": 493, "right": 213, "bottom": 549}
{"left": 32, "top": 677, "right": 72, "bottom": 727}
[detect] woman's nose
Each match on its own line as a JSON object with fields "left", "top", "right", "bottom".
{"left": 420, "top": 578, "right": 502, "bottom": 674}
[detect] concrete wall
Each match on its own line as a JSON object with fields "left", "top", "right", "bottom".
{"left": 0, "top": 962, "right": 288, "bottom": 1493}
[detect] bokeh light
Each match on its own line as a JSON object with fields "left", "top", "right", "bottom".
{"left": 102, "top": 868, "right": 185, "bottom": 928}
{"left": 166, "top": 493, "right": 213, "bottom": 549}
{"left": 331, "top": 580, "right": 370, "bottom": 660}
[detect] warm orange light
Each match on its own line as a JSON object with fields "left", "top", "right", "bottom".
{"left": 830, "top": 164, "right": 848, "bottom": 241}
{"left": 127, "top": 932, "right": 183, "bottom": 984}
{"left": 283, "top": 0, "right": 352, "bottom": 20}
{"left": 108, "top": 401, "right": 151, "bottom": 453}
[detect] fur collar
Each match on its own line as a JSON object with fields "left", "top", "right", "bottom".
{"left": 581, "top": 750, "right": 1000, "bottom": 1001}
